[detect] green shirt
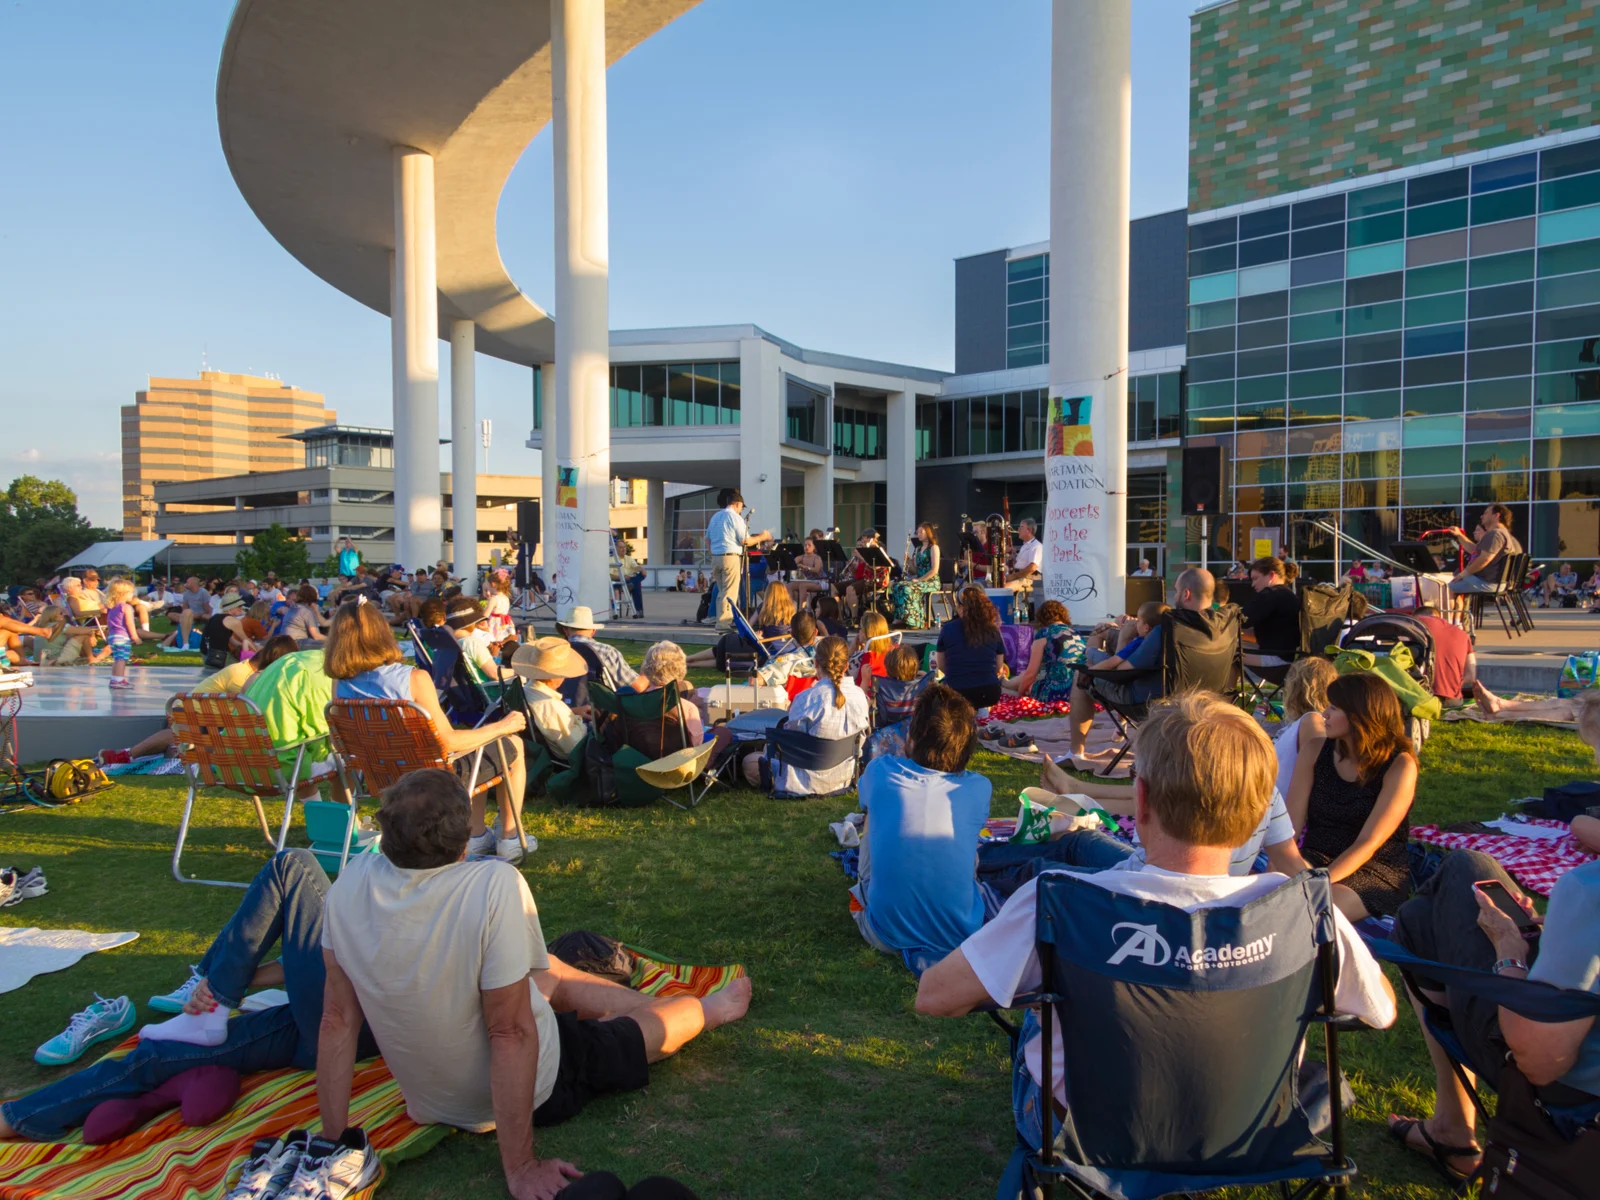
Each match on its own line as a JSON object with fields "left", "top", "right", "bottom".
{"left": 243, "top": 648, "right": 335, "bottom": 767}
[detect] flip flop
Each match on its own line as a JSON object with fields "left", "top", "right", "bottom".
{"left": 1385, "top": 1115, "right": 1479, "bottom": 1192}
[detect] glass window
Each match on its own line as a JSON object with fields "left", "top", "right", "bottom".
{"left": 1187, "top": 380, "right": 1235, "bottom": 408}
{"left": 1535, "top": 468, "right": 1600, "bottom": 501}
{"left": 1008, "top": 300, "right": 1046, "bottom": 325}
{"left": 1540, "top": 205, "right": 1600, "bottom": 248}
{"left": 1407, "top": 292, "right": 1467, "bottom": 328}
{"left": 1471, "top": 218, "right": 1537, "bottom": 257}
{"left": 1347, "top": 242, "right": 1405, "bottom": 278}
{"left": 1290, "top": 280, "right": 1344, "bottom": 314}
{"left": 1534, "top": 364, "right": 1600, "bottom": 406}
{"left": 1189, "top": 272, "right": 1237, "bottom": 303}
{"left": 667, "top": 364, "right": 694, "bottom": 425}
{"left": 1406, "top": 325, "right": 1467, "bottom": 356}
{"left": 1003, "top": 392, "right": 1023, "bottom": 453}
{"left": 1406, "top": 444, "right": 1463, "bottom": 474}
{"left": 1345, "top": 360, "right": 1403, "bottom": 392}
{"left": 1237, "top": 317, "right": 1288, "bottom": 350}
{"left": 721, "top": 361, "right": 741, "bottom": 424}
{"left": 1291, "top": 224, "right": 1344, "bottom": 258}
{"left": 1189, "top": 217, "right": 1237, "bottom": 249}
{"left": 1344, "top": 390, "right": 1402, "bottom": 420}
{"left": 1156, "top": 374, "right": 1181, "bottom": 439}
{"left": 1008, "top": 255, "right": 1046, "bottom": 280}
{"left": 1542, "top": 140, "right": 1600, "bottom": 181}
{"left": 1238, "top": 206, "right": 1290, "bottom": 238}
{"left": 1238, "top": 290, "right": 1289, "bottom": 321}
{"left": 612, "top": 364, "right": 642, "bottom": 427}
{"left": 1539, "top": 238, "right": 1600, "bottom": 278}
{"left": 1539, "top": 270, "right": 1600, "bottom": 311}
{"left": 1345, "top": 330, "right": 1403, "bottom": 364}
{"left": 1473, "top": 249, "right": 1537, "bottom": 287}
{"left": 1474, "top": 154, "right": 1538, "bottom": 193}
{"left": 1409, "top": 198, "right": 1469, "bottom": 237}
{"left": 1408, "top": 229, "right": 1470, "bottom": 267}
{"left": 1404, "top": 477, "right": 1465, "bottom": 505}
{"left": 1537, "top": 304, "right": 1600, "bottom": 344}
{"left": 1404, "top": 351, "right": 1466, "bottom": 384}
{"left": 1189, "top": 352, "right": 1238, "bottom": 382}
{"left": 1291, "top": 251, "right": 1345, "bottom": 286}
{"left": 1535, "top": 403, "right": 1600, "bottom": 438}
{"left": 1290, "top": 309, "right": 1343, "bottom": 342}
{"left": 1237, "top": 262, "right": 1290, "bottom": 296}
{"left": 1289, "top": 424, "right": 1342, "bottom": 454}
{"left": 1471, "top": 281, "right": 1536, "bottom": 319}
{"left": 1409, "top": 167, "right": 1470, "bottom": 207}
{"left": 1471, "top": 187, "right": 1537, "bottom": 225}
{"left": 1189, "top": 245, "right": 1237, "bottom": 276}
{"left": 642, "top": 364, "right": 667, "bottom": 425}
{"left": 1189, "top": 298, "right": 1237, "bottom": 329}
{"left": 1236, "top": 374, "right": 1288, "bottom": 404}
{"left": 1348, "top": 180, "right": 1406, "bottom": 217}
{"left": 1468, "top": 346, "right": 1532, "bottom": 380}
{"left": 1343, "top": 449, "right": 1400, "bottom": 478}
{"left": 1009, "top": 322, "right": 1046, "bottom": 347}
{"left": 1467, "top": 472, "right": 1532, "bottom": 503}
{"left": 1466, "top": 408, "right": 1531, "bottom": 442}
{"left": 692, "top": 363, "right": 721, "bottom": 424}
{"left": 1344, "top": 418, "right": 1401, "bottom": 452}
{"left": 1347, "top": 272, "right": 1404, "bottom": 306}
{"left": 1290, "top": 339, "right": 1343, "bottom": 372}
{"left": 1291, "top": 393, "right": 1343, "bottom": 425}
{"left": 1404, "top": 383, "right": 1464, "bottom": 415}
{"left": 1024, "top": 390, "right": 1046, "bottom": 450}
{"left": 1469, "top": 377, "right": 1531, "bottom": 409}
{"left": 1537, "top": 436, "right": 1600, "bottom": 469}
{"left": 1289, "top": 368, "right": 1342, "bottom": 399}
{"left": 1008, "top": 277, "right": 1044, "bottom": 303}
{"left": 1236, "top": 347, "right": 1284, "bottom": 377}
{"left": 1007, "top": 346, "right": 1045, "bottom": 370}
{"left": 1189, "top": 326, "right": 1235, "bottom": 357}
{"left": 1348, "top": 212, "right": 1404, "bottom": 248}
{"left": 1238, "top": 235, "right": 1289, "bottom": 267}
{"left": 1408, "top": 261, "right": 1468, "bottom": 296}
{"left": 1292, "top": 194, "right": 1346, "bottom": 228}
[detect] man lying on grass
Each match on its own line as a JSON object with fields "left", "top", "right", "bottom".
{"left": 317, "top": 769, "right": 752, "bottom": 1200}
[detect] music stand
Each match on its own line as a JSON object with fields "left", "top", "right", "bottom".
{"left": 1388, "top": 541, "right": 1442, "bottom": 574}
{"left": 765, "top": 546, "right": 800, "bottom": 577}
{"left": 813, "top": 540, "right": 848, "bottom": 571}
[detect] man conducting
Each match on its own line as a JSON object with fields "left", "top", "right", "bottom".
{"left": 704, "top": 488, "right": 772, "bottom": 633}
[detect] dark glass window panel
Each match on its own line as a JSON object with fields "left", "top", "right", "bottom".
{"left": 1409, "top": 167, "right": 1470, "bottom": 206}
{"left": 1290, "top": 309, "right": 1343, "bottom": 342}
{"left": 1405, "top": 477, "right": 1465, "bottom": 505}
{"left": 1237, "top": 401, "right": 1288, "bottom": 431}
{"left": 1010, "top": 322, "right": 1046, "bottom": 347}
{"left": 1536, "top": 468, "right": 1600, "bottom": 501}
{"left": 1189, "top": 244, "right": 1237, "bottom": 276}
{"left": 1535, "top": 435, "right": 1600, "bottom": 469}
{"left": 1290, "top": 280, "right": 1345, "bottom": 313}
{"left": 1409, "top": 198, "right": 1469, "bottom": 237}
{"left": 1288, "top": 424, "right": 1341, "bottom": 455}
{"left": 1407, "top": 292, "right": 1467, "bottom": 327}
{"left": 720, "top": 361, "right": 740, "bottom": 423}
{"left": 1237, "top": 235, "right": 1290, "bottom": 267}
{"left": 1346, "top": 360, "right": 1403, "bottom": 392}
{"left": 1291, "top": 252, "right": 1345, "bottom": 286}
{"left": 1290, "top": 339, "right": 1343, "bottom": 372}
{"left": 1536, "top": 339, "right": 1600, "bottom": 374}
{"left": 1345, "top": 390, "right": 1401, "bottom": 419}
{"left": 1539, "top": 238, "right": 1600, "bottom": 278}
{"left": 1343, "top": 449, "right": 1400, "bottom": 478}
{"left": 1286, "top": 452, "right": 1341, "bottom": 481}
{"left": 641, "top": 364, "right": 668, "bottom": 425}
{"left": 1406, "top": 324, "right": 1467, "bottom": 356}
{"left": 1469, "top": 377, "right": 1530, "bottom": 409}
{"left": 1538, "top": 304, "right": 1600, "bottom": 344}
{"left": 1291, "top": 224, "right": 1345, "bottom": 258}
{"left": 1468, "top": 346, "right": 1532, "bottom": 379}
{"left": 1468, "top": 314, "right": 1534, "bottom": 349}
{"left": 1404, "top": 383, "right": 1464, "bottom": 415}
{"left": 1540, "top": 270, "right": 1600, "bottom": 311}
{"left": 1290, "top": 368, "right": 1342, "bottom": 399}
{"left": 1157, "top": 375, "right": 1181, "bottom": 438}
{"left": 1404, "top": 353, "right": 1466, "bottom": 385}
{"left": 1008, "top": 300, "right": 1045, "bottom": 325}
{"left": 1471, "top": 218, "right": 1537, "bottom": 257}
{"left": 1189, "top": 217, "right": 1237, "bottom": 249}
{"left": 952, "top": 398, "right": 970, "bottom": 456}
{"left": 1235, "top": 374, "right": 1287, "bottom": 404}
{"left": 1473, "top": 251, "right": 1537, "bottom": 289}
{"left": 1237, "top": 291, "right": 1289, "bottom": 321}
{"left": 1292, "top": 194, "right": 1346, "bottom": 228}
{"left": 668, "top": 364, "right": 695, "bottom": 425}
{"left": 1236, "top": 429, "right": 1286, "bottom": 458}
{"left": 1187, "top": 381, "right": 1236, "bottom": 408}
{"left": 613, "top": 364, "right": 642, "bottom": 425}
{"left": 1236, "top": 346, "right": 1287, "bottom": 377}
{"left": 1470, "top": 281, "right": 1536, "bottom": 319}
{"left": 1409, "top": 228, "right": 1470, "bottom": 266}
{"left": 1408, "top": 260, "right": 1468, "bottom": 295}
{"left": 1468, "top": 472, "right": 1532, "bottom": 503}
{"left": 1008, "top": 277, "right": 1045, "bottom": 303}
{"left": 1348, "top": 180, "right": 1406, "bottom": 217}
{"left": 1237, "top": 317, "right": 1288, "bottom": 350}
{"left": 1189, "top": 298, "right": 1238, "bottom": 329}
{"left": 1187, "top": 353, "right": 1237, "bottom": 383}
{"left": 1473, "top": 153, "right": 1538, "bottom": 193}
{"left": 1239, "top": 205, "right": 1291, "bottom": 239}
{"left": 1346, "top": 331, "right": 1404, "bottom": 364}
{"left": 1008, "top": 256, "right": 1046, "bottom": 280}
{"left": 1347, "top": 272, "right": 1405, "bottom": 305}
{"left": 1188, "top": 326, "right": 1235, "bottom": 357}
{"left": 1405, "top": 445, "right": 1463, "bottom": 474}
{"left": 1466, "top": 408, "right": 1531, "bottom": 441}
{"left": 1542, "top": 173, "right": 1600, "bottom": 214}
{"left": 1471, "top": 187, "right": 1537, "bottom": 225}
{"left": 1542, "top": 140, "right": 1600, "bottom": 181}
{"left": 1291, "top": 394, "right": 1344, "bottom": 425}
{"left": 1348, "top": 212, "right": 1405, "bottom": 247}
{"left": 1186, "top": 410, "right": 1231, "bottom": 437}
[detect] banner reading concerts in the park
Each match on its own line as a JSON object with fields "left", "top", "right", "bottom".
{"left": 552, "top": 464, "right": 582, "bottom": 614}
{"left": 1043, "top": 381, "right": 1121, "bottom": 621}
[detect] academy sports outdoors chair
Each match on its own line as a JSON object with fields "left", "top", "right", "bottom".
{"left": 1007, "top": 868, "right": 1364, "bottom": 1199}
{"left": 166, "top": 691, "right": 343, "bottom": 888}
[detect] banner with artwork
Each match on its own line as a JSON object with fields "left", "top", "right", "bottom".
{"left": 552, "top": 464, "right": 581, "bottom": 614}
{"left": 1043, "top": 382, "right": 1121, "bottom": 620}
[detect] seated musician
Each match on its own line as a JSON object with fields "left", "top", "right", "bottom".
{"left": 1004, "top": 518, "right": 1044, "bottom": 603}
{"left": 960, "top": 522, "right": 993, "bottom": 587}
{"left": 842, "top": 529, "right": 886, "bottom": 623}
{"left": 787, "top": 537, "right": 828, "bottom": 609}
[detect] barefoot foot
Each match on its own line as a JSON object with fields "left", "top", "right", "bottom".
{"left": 1472, "top": 680, "right": 1504, "bottom": 715}
{"left": 701, "top": 977, "right": 752, "bottom": 1030}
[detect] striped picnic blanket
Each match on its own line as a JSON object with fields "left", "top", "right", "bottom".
{"left": 629, "top": 948, "right": 746, "bottom": 1000}
{"left": 0, "top": 1050, "right": 443, "bottom": 1200}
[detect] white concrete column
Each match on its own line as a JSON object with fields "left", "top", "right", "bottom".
{"left": 1045, "top": 1, "right": 1129, "bottom": 621}
{"left": 738, "top": 337, "right": 783, "bottom": 533}
{"left": 802, "top": 461, "right": 832, "bottom": 541}
{"left": 391, "top": 146, "right": 443, "bottom": 571}
{"left": 645, "top": 478, "right": 667, "bottom": 566}
{"left": 449, "top": 319, "right": 478, "bottom": 592}
{"left": 885, "top": 391, "right": 917, "bottom": 559}
{"left": 539, "top": 363, "right": 557, "bottom": 568}
{"left": 551, "top": 0, "right": 612, "bottom": 621}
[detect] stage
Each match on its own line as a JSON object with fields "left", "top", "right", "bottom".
{"left": 9, "top": 666, "right": 205, "bottom": 764}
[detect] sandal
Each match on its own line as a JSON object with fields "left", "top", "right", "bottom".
{"left": 1385, "top": 1115, "right": 1479, "bottom": 1191}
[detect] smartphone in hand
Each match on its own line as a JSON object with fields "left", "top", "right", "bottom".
{"left": 1475, "top": 879, "right": 1540, "bottom": 933}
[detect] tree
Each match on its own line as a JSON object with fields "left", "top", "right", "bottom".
{"left": 0, "top": 476, "right": 121, "bottom": 583}
{"left": 236, "top": 523, "right": 313, "bottom": 582}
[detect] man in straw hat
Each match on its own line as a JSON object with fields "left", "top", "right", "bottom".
{"left": 556, "top": 606, "right": 647, "bottom": 696}
{"left": 511, "top": 638, "right": 593, "bottom": 756}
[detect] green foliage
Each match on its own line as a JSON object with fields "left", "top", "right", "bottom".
{"left": 0, "top": 475, "right": 121, "bottom": 583}
{"left": 235, "top": 522, "right": 313, "bottom": 582}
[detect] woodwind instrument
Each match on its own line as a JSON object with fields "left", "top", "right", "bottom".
{"left": 999, "top": 497, "right": 1014, "bottom": 578}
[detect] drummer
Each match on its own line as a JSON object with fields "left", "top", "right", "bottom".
{"left": 786, "top": 536, "right": 828, "bottom": 610}
{"left": 1003, "top": 518, "right": 1044, "bottom": 611}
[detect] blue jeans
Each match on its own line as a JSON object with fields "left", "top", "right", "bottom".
{"left": 2, "top": 849, "right": 374, "bottom": 1140}
{"left": 977, "top": 830, "right": 1134, "bottom": 899}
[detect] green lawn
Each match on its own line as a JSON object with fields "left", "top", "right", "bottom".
{"left": 0, "top": 641, "right": 1590, "bottom": 1199}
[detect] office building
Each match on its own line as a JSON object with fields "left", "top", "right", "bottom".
{"left": 122, "top": 371, "right": 335, "bottom": 542}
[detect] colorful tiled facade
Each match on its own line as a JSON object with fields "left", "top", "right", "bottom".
{"left": 1190, "top": 0, "right": 1600, "bottom": 212}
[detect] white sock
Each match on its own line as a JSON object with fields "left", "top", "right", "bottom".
{"left": 139, "top": 1005, "right": 229, "bottom": 1047}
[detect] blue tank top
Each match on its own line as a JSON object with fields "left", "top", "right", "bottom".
{"left": 334, "top": 662, "right": 416, "bottom": 702}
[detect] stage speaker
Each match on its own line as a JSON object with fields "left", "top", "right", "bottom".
{"left": 1181, "top": 446, "right": 1226, "bottom": 515}
{"left": 1125, "top": 575, "right": 1164, "bottom": 614}
{"left": 516, "top": 500, "right": 541, "bottom": 550}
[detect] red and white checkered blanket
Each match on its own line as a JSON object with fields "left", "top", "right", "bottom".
{"left": 977, "top": 695, "right": 1073, "bottom": 725}
{"left": 1411, "top": 819, "right": 1597, "bottom": 897}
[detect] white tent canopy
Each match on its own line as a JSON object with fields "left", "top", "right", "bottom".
{"left": 58, "top": 540, "right": 177, "bottom": 572}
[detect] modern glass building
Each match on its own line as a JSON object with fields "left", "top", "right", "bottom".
{"left": 1184, "top": 0, "right": 1600, "bottom": 577}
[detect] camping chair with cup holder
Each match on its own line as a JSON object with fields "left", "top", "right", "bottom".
{"left": 406, "top": 618, "right": 503, "bottom": 728}
{"left": 166, "top": 691, "right": 345, "bottom": 888}
{"left": 1005, "top": 868, "right": 1367, "bottom": 1200}
{"left": 872, "top": 671, "right": 934, "bottom": 730}
{"left": 1074, "top": 605, "right": 1243, "bottom": 778}
{"left": 586, "top": 680, "right": 725, "bottom": 808}
{"left": 325, "top": 696, "right": 527, "bottom": 856}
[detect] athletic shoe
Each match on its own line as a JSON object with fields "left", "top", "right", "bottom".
{"left": 34, "top": 995, "right": 136, "bottom": 1065}
{"left": 223, "top": 1129, "right": 312, "bottom": 1200}
{"left": 464, "top": 829, "right": 495, "bottom": 858}
{"left": 2, "top": 866, "right": 46, "bottom": 906}
{"left": 495, "top": 835, "right": 534, "bottom": 863}
{"left": 98, "top": 749, "right": 133, "bottom": 766}
{"left": 278, "top": 1128, "right": 379, "bottom": 1200}
{"left": 149, "top": 965, "right": 204, "bottom": 1014}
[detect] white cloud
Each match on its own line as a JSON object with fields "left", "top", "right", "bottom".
{"left": 15, "top": 448, "right": 42, "bottom": 461}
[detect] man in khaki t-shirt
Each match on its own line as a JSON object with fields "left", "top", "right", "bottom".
{"left": 1449, "top": 503, "right": 1522, "bottom": 595}
{"left": 317, "top": 770, "right": 751, "bottom": 1200}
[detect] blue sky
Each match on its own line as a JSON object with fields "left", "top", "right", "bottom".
{"left": 0, "top": 0, "right": 1195, "bottom": 526}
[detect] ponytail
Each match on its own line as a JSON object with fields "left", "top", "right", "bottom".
{"left": 815, "top": 635, "right": 849, "bottom": 709}
{"left": 1250, "top": 556, "right": 1297, "bottom": 584}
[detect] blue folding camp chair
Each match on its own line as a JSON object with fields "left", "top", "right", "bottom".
{"left": 1008, "top": 868, "right": 1362, "bottom": 1200}
{"left": 730, "top": 602, "right": 775, "bottom": 669}
{"left": 406, "top": 618, "right": 501, "bottom": 727}
{"left": 762, "top": 716, "right": 866, "bottom": 800}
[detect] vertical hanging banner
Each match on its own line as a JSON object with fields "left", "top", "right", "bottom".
{"left": 553, "top": 465, "right": 581, "bottom": 612}
{"left": 1044, "top": 381, "right": 1119, "bottom": 620}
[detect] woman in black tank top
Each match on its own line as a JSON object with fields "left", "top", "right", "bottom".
{"left": 1286, "top": 672, "right": 1418, "bottom": 922}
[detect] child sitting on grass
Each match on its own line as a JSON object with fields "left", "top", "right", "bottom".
{"left": 104, "top": 579, "right": 143, "bottom": 689}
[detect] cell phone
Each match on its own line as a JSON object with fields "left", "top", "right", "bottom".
{"left": 1475, "top": 880, "right": 1540, "bottom": 933}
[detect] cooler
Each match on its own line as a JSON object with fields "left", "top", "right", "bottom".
{"left": 985, "top": 587, "right": 1016, "bottom": 625}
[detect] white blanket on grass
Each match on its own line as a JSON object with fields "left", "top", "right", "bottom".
{"left": 0, "top": 927, "right": 139, "bottom": 994}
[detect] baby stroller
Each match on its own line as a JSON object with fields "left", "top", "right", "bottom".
{"left": 1338, "top": 612, "right": 1437, "bottom": 749}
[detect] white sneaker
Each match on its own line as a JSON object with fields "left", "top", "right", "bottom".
{"left": 149, "top": 965, "right": 204, "bottom": 1013}
{"left": 223, "top": 1129, "right": 311, "bottom": 1200}
{"left": 279, "top": 1128, "right": 379, "bottom": 1200}
{"left": 464, "top": 830, "right": 495, "bottom": 858}
{"left": 496, "top": 835, "right": 533, "bottom": 862}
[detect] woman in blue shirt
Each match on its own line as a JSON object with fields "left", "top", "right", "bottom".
{"left": 935, "top": 587, "right": 1007, "bottom": 711}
